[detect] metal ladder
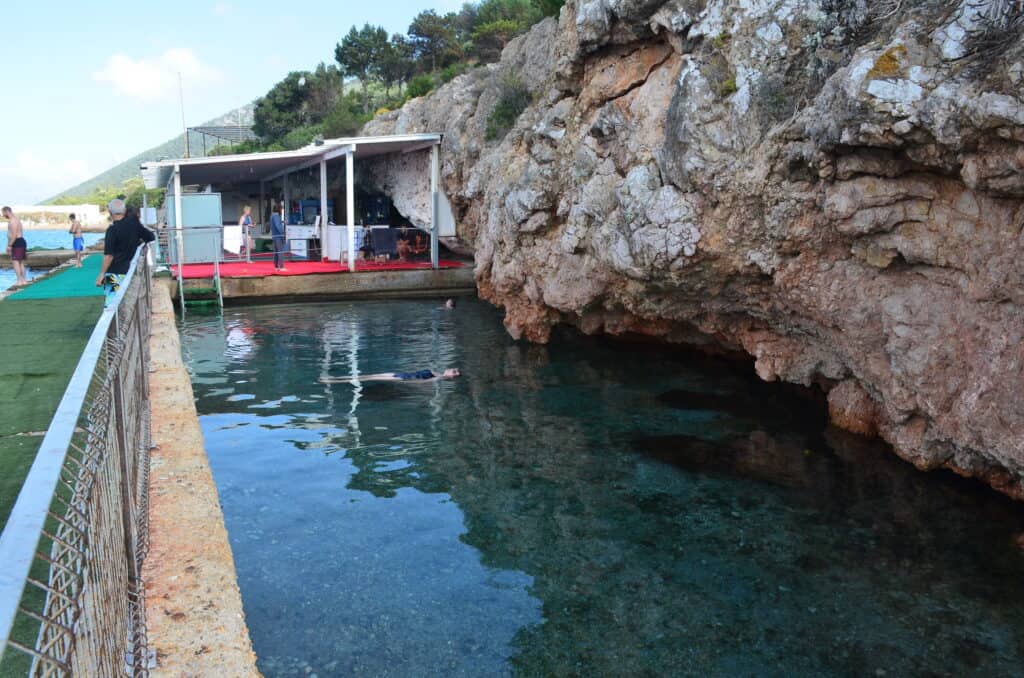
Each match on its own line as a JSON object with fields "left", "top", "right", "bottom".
{"left": 169, "top": 227, "right": 225, "bottom": 317}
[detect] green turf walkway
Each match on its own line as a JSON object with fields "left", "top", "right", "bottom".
{"left": 7, "top": 254, "right": 104, "bottom": 300}
{"left": 0, "top": 263, "right": 105, "bottom": 676}
{"left": 0, "top": 266, "right": 104, "bottom": 529}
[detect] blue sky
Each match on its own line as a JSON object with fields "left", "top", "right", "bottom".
{"left": 0, "top": 0, "right": 463, "bottom": 203}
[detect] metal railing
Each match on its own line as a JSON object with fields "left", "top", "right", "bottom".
{"left": 0, "top": 244, "right": 154, "bottom": 676}
{"left": 161, "top": 226, "right": 225, "bottom": 316}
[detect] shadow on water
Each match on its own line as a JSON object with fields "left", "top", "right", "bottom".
{"left": 179, "top": 299, "right": 1024, "bottom": 678}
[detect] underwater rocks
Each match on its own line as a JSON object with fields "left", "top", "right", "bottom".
{"left": 363, "top": 0, "right": 1024, "bottom": 498}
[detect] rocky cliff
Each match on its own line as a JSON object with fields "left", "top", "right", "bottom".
{"left": 364, "top": 0, "right": 1024, "bottom": 498}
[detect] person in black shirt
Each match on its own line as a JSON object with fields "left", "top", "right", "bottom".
{"left": 95, "top": 198, "right": 155, "bottom": 300}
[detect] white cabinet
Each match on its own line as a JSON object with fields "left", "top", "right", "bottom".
{"left": 324, "top": 225, "right": 344, "bottom": 261}
{"left": 286, "top": 225, "right": 318, "bottom": 260}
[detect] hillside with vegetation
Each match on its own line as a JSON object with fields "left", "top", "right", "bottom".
{"left": 206, "top": 0, "right": 562, "bottom": 153}
{"left": 46, "top": 104, "right": 255, "bottom": 208}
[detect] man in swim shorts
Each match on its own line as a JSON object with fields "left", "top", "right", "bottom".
{"left": 69, "top": 212, "right": 84, "bottom": 267}
{"left": 319, "top": 368, "right": 460, "bottom": 384}
{"left": 3, "top": 206, "right": 28, "bottom": 286}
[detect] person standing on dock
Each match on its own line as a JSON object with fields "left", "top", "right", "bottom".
{"left": 95, "top": 199, "right": 155, "bottom": 303}
{"left": 2, "top": 206, "right": 28, "bottom": 287}
{"left": 238, "top": 205, "right": 254, "bottom": 257}
{"left": 270, "top": 201, "right": 287, "bottom": 271}
{"left": 68, "top": 213, "right": 84, "bottom": 268}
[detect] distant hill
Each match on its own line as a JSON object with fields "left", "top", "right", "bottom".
{"left": 46, "top": 103, "right": 255, "bottom": 202}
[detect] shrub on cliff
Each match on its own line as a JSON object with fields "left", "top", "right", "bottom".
{"left": 486, "top": 74, "right": 531, "bottom": 141}
{"left": 322, "top": 94, "right": 371, "bottom": 138}
{"left": 441, "top": 62, "right": 469, "bottom": 83}
{"left": 407, "top": 74, "right": 436, "bottom": 98}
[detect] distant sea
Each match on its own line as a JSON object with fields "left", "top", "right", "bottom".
{"left": 1, "top": 229, "right": 104, "bottom": 293}
{"left": 0, "top": 229, "right": 104, "bottom": 251}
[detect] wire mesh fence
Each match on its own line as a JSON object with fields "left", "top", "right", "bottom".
{"left": 0, "top": 245, "right": 154, "bottom": 677}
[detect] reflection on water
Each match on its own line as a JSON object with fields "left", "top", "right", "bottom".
{"left": 180, "top": 299, "right": 1024, "bottom": 677}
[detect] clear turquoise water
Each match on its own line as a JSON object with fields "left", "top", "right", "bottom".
{"left": 0, "top": 269, "right": 37, "bottom": 292}
{"left": 180, "top": 299, "right": 1024, "bottom": 677}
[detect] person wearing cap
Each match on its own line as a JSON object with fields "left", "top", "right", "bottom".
{"left": 95, "top": 198, "right": 155, "bottom": 302}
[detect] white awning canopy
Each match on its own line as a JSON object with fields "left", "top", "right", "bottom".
{"left": 140, "top": 133, "right": 442, "bottom": 189}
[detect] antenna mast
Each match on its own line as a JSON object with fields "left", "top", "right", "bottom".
{"left": 179, "top": 72, "right": 190, "bottom": 158}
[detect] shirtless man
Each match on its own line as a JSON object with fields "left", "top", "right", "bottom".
{"left": 319, "top": 368, "right": 460, "bottom": 384}
{"left": 3, "top": 207, "right": 28, "bottom": 286}
{"left": 68, "top": 212, "right": 84, "bottom": 267}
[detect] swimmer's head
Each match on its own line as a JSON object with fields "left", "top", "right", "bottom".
{"left": 443, "top": 368, "right": 461, "bottom": 378}
{"left": 445, "top": 298, "right": 455, "bottom": 309}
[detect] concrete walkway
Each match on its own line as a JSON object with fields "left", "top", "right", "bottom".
{"left": 143, "top": 284, "right": 259, "bottom": 676}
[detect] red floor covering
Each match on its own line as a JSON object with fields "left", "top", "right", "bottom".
{"left": 172, "top": 258, "right": 465, "bottom": 279}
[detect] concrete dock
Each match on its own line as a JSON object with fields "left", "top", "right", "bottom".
{"left": 143, "top": 285, "right": 260, "bottom": 676}
{"left": 175, "top": 264, "right": 477, "bottom": 303}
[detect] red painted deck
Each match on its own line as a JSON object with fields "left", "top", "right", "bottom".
{"left": 172, "top": 259, "right": 465, "bottom": 280}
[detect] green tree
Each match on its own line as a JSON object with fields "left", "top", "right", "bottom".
{"left": 304, "top": 63, "right": 344, "bottom": 116}
{"left": 471, "top": 19, "right": 521, "bottom": 61}
{"left": 322, "top": 92, "right": 371, "bottom": 137}
{"left": 253, "top": 67, "right": 343, "bottom": 144}
{"left": 467, "top": 0, "right": 541, "bottom": 61}
{"left": 408, "top": 10, "right": 460, "bottom": 72}
{"left": 52, "top": 179, "right": 164, "bottom": 210}
{"left": 476, "top": 0, "right": 540, "bottom": 25}
{"left": 375, "top": 34, "right": 415, "bottom": 99}
{"left": 122, "top": 178, "right": 166, "bottom": 210}
{"left": 335, "top": 24, "right": 389, "bottom": 112}
{"left": 280, "top": 125, "right": 322, "bottom": 150}
{"left": 254, "top": 71, "right": 314, "bottom": 142}
{"left": 455, "top": 3, "right": 480, "bottom": 49}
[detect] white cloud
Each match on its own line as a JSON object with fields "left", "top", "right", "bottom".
{"left": 213, "top": 2, "right": 232, "bottom": 16}
{"left": 93, "top": 48, "right": 222, "bottom": 101}
{"left": 0, "top": 151, "right": 92, "bottom": 204}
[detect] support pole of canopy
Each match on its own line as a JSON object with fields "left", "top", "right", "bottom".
{"left": 256, "top": 181, "right": 264, "bottom": 264}
{"left": 319, "top": 157, "right": 328, "bottom": 260}
{"left": 173, "top": 165, "right": 185, "bottom": 317}
{"left": 346, "top": 150, "right": 355, "bottom": 272}
{"left": 430, "top": 143, "right": 439, "bottom": 270}
{"left": 283, "top": 173, "right": 290, "bottom": 225}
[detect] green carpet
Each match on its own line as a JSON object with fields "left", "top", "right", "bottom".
{"left": 7, "top": 254, "right": 104, "bottom": 300}
{"left": 0, "top": 297, "right": 103, "bottom": 529}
